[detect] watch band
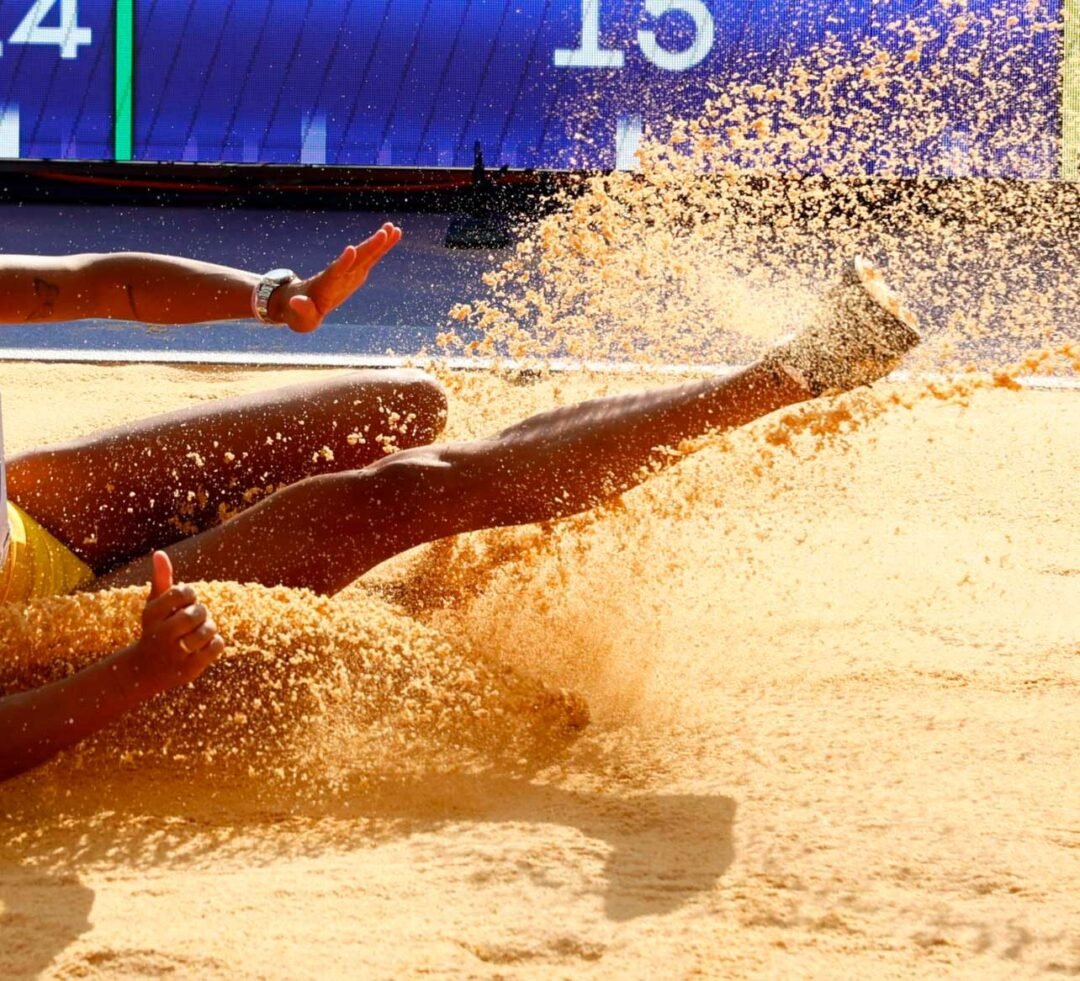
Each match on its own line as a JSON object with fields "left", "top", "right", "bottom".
{"left": 252, "top": 268, "right": 298, "bottom": 324}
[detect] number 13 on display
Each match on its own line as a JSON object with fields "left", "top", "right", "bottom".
{"left": 556, "top": 0, "right": 715, "bottom": 71}
{"left": 0, "top": 0, "right": 92, "bottom": 60}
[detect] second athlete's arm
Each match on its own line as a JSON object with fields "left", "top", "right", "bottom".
{"left": 0, "top": 222, "right": 401, "bottom": 333}
{"left": 0, "top": 252, "right": 262, "bottom": 325}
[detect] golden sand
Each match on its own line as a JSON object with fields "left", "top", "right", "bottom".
{"left": 1, "top": 5, "right": 1078, "bottom": 973}
{"left": 0, "top": 359, "right": 1076, "bottom": 978}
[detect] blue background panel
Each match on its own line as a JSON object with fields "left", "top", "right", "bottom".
{"left": 0, "top": 0, "right": 1064, "bottom": 175}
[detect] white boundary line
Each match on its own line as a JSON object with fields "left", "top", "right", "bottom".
{"left": 0, "top": 348, "right": 1075, "bottom": 391}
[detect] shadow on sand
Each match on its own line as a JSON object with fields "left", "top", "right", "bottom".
{"left": 0, "top": 866, "right": 94, "bottom": 979}
{"left": 359, "top": 772, "right": 737, "bottom": 922}
{"left": 1, "top": 767, "right": 735, "bottom": 924}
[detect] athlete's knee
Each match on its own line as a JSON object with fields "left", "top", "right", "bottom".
{"left": 349, "top": 368, "right": 447, "bottom": 444}
{"left": 370, "top": 439, "right": 539, "bottom": 529}
{"left": 381, "top": 438, "right": 502, "bottom": 500}
{"left": 363, "top": 443, "right": 459, "bottom": 500}
{"left": 316, "top": 445, "right": 467, "bottom": 546}
{"left": 397, "top": 369, "right": 448, "bottom": 439}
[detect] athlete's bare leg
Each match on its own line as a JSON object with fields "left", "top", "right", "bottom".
{"left": 6, "top": 369, "right": 447, "bottom": 571}
{"left": 94, "top": 257, "right": 922, "bottom": 595}
{"left": 94, "top": 361, "right": 810, "bottom": 595}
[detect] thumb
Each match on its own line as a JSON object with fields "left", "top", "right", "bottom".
{"left": 149, "top": 551, "right": 174, "bottom": 599}
{"left": 287, "top": 294, "right": 322, "bottom": 334}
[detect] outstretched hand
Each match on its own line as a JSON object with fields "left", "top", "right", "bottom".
{"left": 273, "top": 222, "right": 403, "bottom": 334}
{"left": 133, "top": 551, "right": 225, "bottom": 692}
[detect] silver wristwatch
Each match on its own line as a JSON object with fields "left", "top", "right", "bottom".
{"left": 252, "top": 268, "right": 298, "bottom": 324}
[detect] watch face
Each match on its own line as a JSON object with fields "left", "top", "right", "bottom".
{"left": 265, "top": 269, "right": 296, "bottom": 284}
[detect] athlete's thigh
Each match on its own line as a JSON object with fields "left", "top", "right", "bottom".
{"left": 92, "top": 449, "right": 470, "bottom": 596}
{"left": 6, "top": 369, "right": 446, "bottom": 572}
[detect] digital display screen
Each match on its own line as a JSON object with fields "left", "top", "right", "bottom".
{"left": 0, "top": 0, "right": 1065, "bottom": 176}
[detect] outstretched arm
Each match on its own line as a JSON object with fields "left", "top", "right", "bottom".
{"left": 0, "top": 222, "right": 402, "bottom": 333}
{"left": 0, "top": 553, "right": 223, "bottom": 783}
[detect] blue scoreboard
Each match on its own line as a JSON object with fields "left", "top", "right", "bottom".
{"left": 0, "top": 0, "right": 1064, "bottom": 176}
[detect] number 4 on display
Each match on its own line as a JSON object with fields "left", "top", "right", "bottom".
{"left": 0, "top": 0, "right": 92, "bottom": 60}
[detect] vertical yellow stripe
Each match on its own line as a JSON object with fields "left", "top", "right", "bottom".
{"left": 1067, "top": 0, "right": 1080, "bottom": 178}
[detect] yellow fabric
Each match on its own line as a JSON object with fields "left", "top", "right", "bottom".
{"left": 0, "top": 503, "right": 95, "bottom": 603}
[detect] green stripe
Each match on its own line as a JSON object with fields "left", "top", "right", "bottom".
{"left": 1067, "top": 0, "right": 1080, "bottom": 179}
{"left": 114, "top": 0, "right": 133, "bottom": 161}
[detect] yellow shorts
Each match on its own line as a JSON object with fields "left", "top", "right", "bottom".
{"left": 0, "top": 502, "right": 96, "bottom": 604}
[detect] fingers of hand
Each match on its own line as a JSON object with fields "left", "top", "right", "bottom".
{"left": 356, "top": 223, "right": 400, "bottom": 273}
{"left": 379, "top": 220, "right": 401, "bottom": 241}
{"left": 378, "top": 222, "right": 402, "bottom": 252}
{"left": 195, "top": 635, "right": 227, "bottom": 668}
{"left": 178, "top": 617, "right": 220, "bottom": 656}
{"left": 179, "top": 630, "right": 225, "bottom": 681}
{"left": 308, "top": 224, "right": 398, "bottom": 318}
{"left": 142, "top": 583, "right": 197, "bottom": 628}
{"left": 354, "top": 230, "right": 386, "bottom": 266}
{"left": 163, "top": 602, "right": 209, "bottom": 644}
{"left": 335, "top": 244, "right": 358, "bottom": 273}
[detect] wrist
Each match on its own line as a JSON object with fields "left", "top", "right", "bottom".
{"left": 252, "top": 269, "right": 300, "bottom": 325}
{"left": 112, "top": 643, "right": 168, "bottom": 700}
{"left": 266, "top": 279, "right": 301, "bottom": 325}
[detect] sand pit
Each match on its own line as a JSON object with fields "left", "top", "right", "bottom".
{"left": 0, "top": 5, "right": 1077, "bottom": 971}
{"left": 0, "top": 358, "right": 1076, "bottom": 978}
